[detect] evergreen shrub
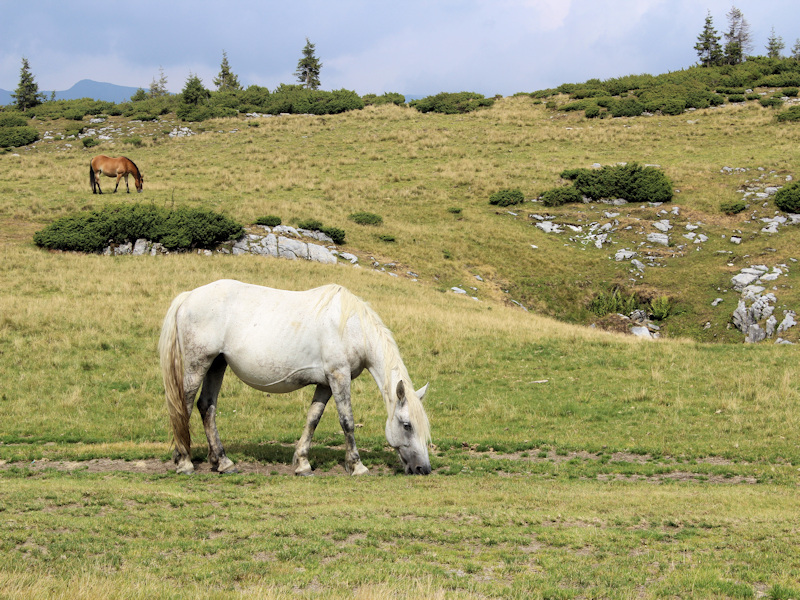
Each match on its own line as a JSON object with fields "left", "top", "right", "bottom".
{"left": 33, "top": 205, "right": 244, "bottom": 252}
{"left": 560, "top": 163, "right": 673, "bottom": 204}
{"left": 540, "top": 187, "right": 583, "bottom": 207}
{"left": 0, "top": 114, "right": 28, "bottom": 127}
{"left": 776, "top": 106, "right": 800, "bottom": 122}
{"left": 489, "top": 189, "right": 524, "bottom": 207}
{"left": 720, "top": 200, "right": 747, "bottom": 215}
{"left": 775, "top": 183, "right": 800, "bottom": 213}
{"left": 410, "top": 92, "right": 494, "bottom": 114}
{"left": 255, "top": 215, "right": 282, "bottom": 227}
{"left": 349, "top": 211, "right": 383, "bottom": 226}
{"left": 0, "top": 126, "right": 39, "bottom": 148}
{"left": 296, "top": 218, "right": 346, "bottom": 244}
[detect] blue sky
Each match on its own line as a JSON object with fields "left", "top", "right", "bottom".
{"left": 2, "top": 1, "right": 799, "bottom": 97}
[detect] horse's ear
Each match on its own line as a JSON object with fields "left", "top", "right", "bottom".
{"left": 395, "top": 380, "right": 406, "bottom": 406}
{"left": 416, "top": 383, "right": 429, "bottom": 401}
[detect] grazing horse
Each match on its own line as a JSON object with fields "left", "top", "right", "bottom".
{"left": 89, "top": 155, "right": 143, "bottom": 194}
{"left": 158, "top": 280, "right": 432, "bottom": 476}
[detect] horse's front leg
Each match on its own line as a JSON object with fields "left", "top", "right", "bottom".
{"left": 330, "top": 372, "right": 369, "bottom": 475}
{"left": 113, "top": 173, "right": 122, "bottom": 193}
{"left": 293, "top": 385, "right": 332, "bottom": 476}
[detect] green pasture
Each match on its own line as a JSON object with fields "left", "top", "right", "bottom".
{"left": 1, "top": 98, "right": 800, "bottom": 597}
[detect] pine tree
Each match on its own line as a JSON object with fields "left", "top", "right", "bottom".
{"left": 181, "top": 73, "right": 209, "bottom": 105}
{"left": 213, "top": 50, "right": 241, "bottom": 92}
{"left": 766, "top": 27, "right": 785, "bottom": 59}
{"left": 11, "top": 57, "right": 45, "bottom": 112}
{"left": 149, "top": 66, "right": 169, "bottom": 97}
{"left": 694, "top": 11, "right": 723, "bottom": 67}
{"left": 723, "top": 6, "right": 753, "bottom": 65}
{"left": 295, "top": 38, "right": 322, "bottom": 90}
{"left": 792, "top": 39, "right": 800, "bottom": 61}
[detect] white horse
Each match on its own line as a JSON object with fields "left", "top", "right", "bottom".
{"left": 158, "top": 279, "right": 432, "bottom": 476}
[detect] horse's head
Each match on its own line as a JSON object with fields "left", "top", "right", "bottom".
{"left": 135, "top": 174, "right": 144, "bottom": 193}
{"left": 385, "top": 379, "right": 431, "bottom": 475}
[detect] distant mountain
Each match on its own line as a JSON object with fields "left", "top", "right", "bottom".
{"left": 0, "top": 79, "right": 143, "bottom": 106}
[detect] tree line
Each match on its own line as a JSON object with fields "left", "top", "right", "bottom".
{"left": 695, "top": 5, "right": 800, "bottom": 67}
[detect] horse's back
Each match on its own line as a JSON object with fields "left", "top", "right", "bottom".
{"left": 175, "top": 280, "right": 359, "bottom": 391}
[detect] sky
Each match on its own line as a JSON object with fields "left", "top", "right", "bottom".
{"left": 2, "top": 1, "right": 799, "bottom": 98}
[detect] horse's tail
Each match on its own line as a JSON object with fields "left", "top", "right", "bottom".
{"left": 89, "top": 163, "right": 96, "bottom": 193}
{"left": 159, "top": 291, "right": 192, "bottom": 457}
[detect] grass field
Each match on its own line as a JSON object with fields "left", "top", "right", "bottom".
{"left": 1, "top": 98, "right": 800, "bottom": 598}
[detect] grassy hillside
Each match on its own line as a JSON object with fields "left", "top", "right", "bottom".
{"left": 2, "top": 86, "right": 800, "bottom": 598}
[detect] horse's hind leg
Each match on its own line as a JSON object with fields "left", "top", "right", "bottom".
{"left": 197, "top": 355, "right": 236, "bottom": 473}
{"left": 293, "top": 384, "right": 332, "bottom": 476}
{"left": 173, "top": 365, "right": 206, "bottom": 474}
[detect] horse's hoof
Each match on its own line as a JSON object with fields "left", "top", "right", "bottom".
{"left": 214, "top": 457, "right": 236, "bottom": 474}
{"left": 176, "top": 466, "right": 195, "bottom": 475}
{"left": 350, "top": 462, "right": 369, "bottom": 476}
{"left": 295, "top": 467, "right": 314, "bottom": 477}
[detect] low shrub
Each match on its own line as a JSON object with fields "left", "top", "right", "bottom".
{"left": 349, "top": 211, "right": 383, "bottom": 226}
{"left": 33, "top": 205, "right": 244, "bottom": 252}
{"left": 588, "top": 288, "right": 641, "bottom": 317}
{"left": 0, "top": 113, "right": 28, "bottom": 127}
{"left": 378, "top": 234, "right": 396, "bottom": 242}
{"left": 255, "top": 215, "right": 282, "bottom": 227}
{"left": 759, "top": 97, "right": 783, "bottom": 108}
{"left": 776, "top": 106, "right": 800, "bottom": 122}
{"left": 727, "top": 94, "right": 746, "bottom": 103}
{"left": 775, "top": 182, "right": 800, "bottom": 213}
{"left": 362, "top": 92, "right": 405, "bottom": 106}
{"left": 608, "top": 97, "right": 644, "bottom": 118}
{"left": 296, "top": 219, "right": 346, "bottom": 244}
{"left": 649, "top": 296, "right": 674, "bottom": 321}
{"left": 560, "top": 163, "right": 673, "bottom": 204}
{"left": 584, "top": 104, "right": 601, "bottom": 119}
{"left": 0, "top": 126, "right": 39, "bottom": 148}
{"left": 410, "top": 92, "right": 494, "bottom": 114}
{"left": 82, "top": 137, "right": 100, "bottom": 148}
{"left": 720, "top": 199, "right": 747, "bottom": 215}
{"left": 489, "top": 188, "right": 524, "bottom": 207}
{"left": 540, "top": 186, "right": 583, "bottom": 207}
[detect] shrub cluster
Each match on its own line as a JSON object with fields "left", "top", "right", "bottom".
{"left": 349, "top": 211, "right": 383, "bottom": 226}
{"left": 720, "top": 199, "right": 747, "bottom": 215}
{"left": 489, "top": 189, "right": 524, "bottom": 207}
{"left": 775, "top": 182, "right": 800, "bottom": 214}
{"left": 560, "top": 163, "right": 673, "bottom": 204}
{"left": 540, "top": 186, "right": 583, "bottom": 207}
{"left": 410, "top": 92, "right": 494, "bottom": 114}
{"left": 33, "top": 205, "right": 244, "bottom": 253}
{"left": 776, "top": 106, "right": 800, "bottom": 122}
{"left": 0, "top": 111, "right": 39, "bottom": 148}
{"left": 296, "top": 218, "right": 346, "bottom": 245}
{"left": 362, "top": 93, "right": 405, "bottom": 107}
{"left": 255, "top": 215, "right": 282, "bottom": 227}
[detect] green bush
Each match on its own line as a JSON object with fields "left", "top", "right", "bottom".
{"left": 608, "top": 97, "right": 644, "bottom": 117}
{"left": 82, "top": 137, "right": 100, "bottom": 148}
{"left": 560, "top": 163, "right": 673, "bottom": 204}
{"left": 584, "top": 104, "right": 601, "bottom": 119}
{"left": 589, "top": 289, "right": 641, "bottom": 317}
{"left": 777, "top": 106, "right": 800, "bottom": 122}
{"left": 489, "top": 188, "right": 524, "bottom": 207}
{"left": 255, "top": 215, "right": 282, "bottom": 227}
{"left": 783, "top": 88, "right": 799, "bottom": 97}
{"left": 348, "top": 211, "right": 383, "bottom": 226}
{"left": 0, "top": 113, "right": 28, "bottom": 127}
{"left": 649, "top": 296, "right": 674, "bottom": 321}
{"left": 759, "top": 97, "right": 783, "bottom": 109}
{"left": 720, "top": 199, "right": 747, "bottom": 215}
{"left": 362, "top": 93, "right": 406, "bottom": 106}
{"left": 727, "top": 94, "right": 746, "bottom": 103}
{"left": 295, "top": 218, "right": 346, "bottom": 245}
{"left": 0, "top": 126, "right": 39, "bottom": 148}
{"left": 775, "top": 182, "right": 800, "bottom": 213}
{"left": 410, "top": 92, "right": 494, "bottom": 114}
{"left": 540, "top": 186, "right": 583, "bottom": 207}
{"left": 378, "top": 234, "right": 396, "bottom": 242}
{"left": 33, "top": 205, "right": 244, "bottom": 253}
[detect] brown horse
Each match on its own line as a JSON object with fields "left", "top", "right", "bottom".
{"left": 89, "top": 155, "right": 144, "bottom": 194}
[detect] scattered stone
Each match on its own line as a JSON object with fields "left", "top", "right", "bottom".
{"left": 646, "top": 233, "right": 669, "bottom": 246}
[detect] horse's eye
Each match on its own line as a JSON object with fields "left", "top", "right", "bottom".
{"left": 403, "top": 422, "right": 412, "bottom": 431}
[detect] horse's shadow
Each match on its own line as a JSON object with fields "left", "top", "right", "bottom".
{"left": 188, "top": 442, "right": 402, "bottom": 473}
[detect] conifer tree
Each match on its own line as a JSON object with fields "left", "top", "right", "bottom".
{"left": 213, "top": 50, "right": 241, "bottom": 92}
{"left": 11, "top": 57, "right": 45, "bottom": 112}
{"left": 181, "top": 73, "right": 209, "bottom": 105}
{"left": 766, "top": 27, "right": 785, "bottom": 59}
{"left": 723, "top": 6, "right": 752, "bottom": 65}
{"left": 149, "top": 66, "right": 169, "bottom": 97}
{"left": 295, "top": 38, "right": 322, "bottom": 90}
{"left": 694, "top": 11, "right": 723, "bottom": 67}
{"left": 791, "top": 39, "right": 800, "bottom": 61}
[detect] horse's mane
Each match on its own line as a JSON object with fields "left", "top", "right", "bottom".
{"left": 316, "top": 284, "right": 431, "bottom": 445}
{"left": 126, "top": 157, "right": 142, "bottom": 177}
